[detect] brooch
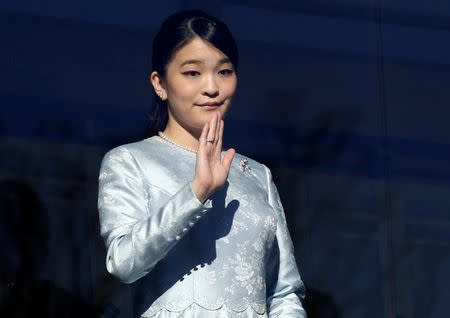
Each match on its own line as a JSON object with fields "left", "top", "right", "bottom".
{"left": 239, "top": 158, "right": 251, "bottom": 172}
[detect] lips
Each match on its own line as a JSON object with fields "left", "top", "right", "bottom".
{"left": 198, "top": 101, "right": 223, "bottom": 107}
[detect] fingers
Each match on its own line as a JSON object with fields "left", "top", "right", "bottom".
{"left": 199, "top": 112, "right": 220, "bottom": 156}
{"left": 215, "top": 119, "right": 224, "bottom": 157}
{"left": 198, "top": 121, "right": 209, "bottom": 153}
{"left": 214, "top": 113, "right": 221, "bottom": 145}
{"left": 206, "top": 112, "right": 218, "bottom": 146}
{"left": 218, "top": 119, "right": 234, "bottom": 172}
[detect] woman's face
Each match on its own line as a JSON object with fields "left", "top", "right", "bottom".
{"left": 155, "top": 37, "right": 237, "bottom": 132}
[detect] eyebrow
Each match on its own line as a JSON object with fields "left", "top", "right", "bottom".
{"left": 179, "top": 58, "right": 232, "bottom": 68}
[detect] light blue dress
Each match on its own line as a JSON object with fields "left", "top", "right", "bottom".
{"left": 98, "top": 136, "right": 307, "bottom": 317}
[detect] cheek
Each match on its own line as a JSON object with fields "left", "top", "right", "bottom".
{"left": 223, "top": 78, "right": 237, "bottom": 97}
{"left": 169, "top": 81, "right": 198, "bottom": 101}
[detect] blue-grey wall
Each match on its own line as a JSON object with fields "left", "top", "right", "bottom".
{"left": 1, "top": 1, "right": 449, "bottom": 317}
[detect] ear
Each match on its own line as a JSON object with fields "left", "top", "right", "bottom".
{"left": 149, "top": 71, "right": 167, "bottom": 101}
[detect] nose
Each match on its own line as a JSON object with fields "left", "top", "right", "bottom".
{"left": 202, "top": 74, "right": 219, "bottom": 97}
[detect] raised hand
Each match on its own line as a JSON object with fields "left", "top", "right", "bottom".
{"left": 191, "top": 112, "right": 235, "bottom": 203}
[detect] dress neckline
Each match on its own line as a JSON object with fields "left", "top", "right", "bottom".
{"left": 152, "top": 135, "right": 197, "bottom": 156}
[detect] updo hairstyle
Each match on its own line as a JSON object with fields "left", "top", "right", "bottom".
{"left": 149, "top": 10, "right": 239, "bottom": 135}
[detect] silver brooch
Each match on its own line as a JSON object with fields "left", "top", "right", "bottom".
{"left": 239, "top": 158, "right": 250, "bottom": 172}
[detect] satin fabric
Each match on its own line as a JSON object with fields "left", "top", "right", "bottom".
{"left": 98, "top": 136, "right": 306, "bottom": 317}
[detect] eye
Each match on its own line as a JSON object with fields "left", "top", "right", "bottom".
{"left": 218, "top": 68, "right": 234, "bottom": 76}
{"left": 182, "top": 71, "right": 200, "bottom": 77}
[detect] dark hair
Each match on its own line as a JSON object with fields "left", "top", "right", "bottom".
{"left": 148, "top": 10, "right": 239, "bottom": 135}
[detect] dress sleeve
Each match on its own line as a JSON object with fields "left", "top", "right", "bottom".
{"left": 97, "top": 146, "right": 212, "bottom": 284}
{"left": 264, "top": 166, "right": 307, "bottom": 317}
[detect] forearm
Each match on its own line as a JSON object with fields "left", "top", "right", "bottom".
{"left": 268, "top": 285, "right": 307, "bottom": 317}
{"left": 98, "top": 146, "right": 213, "bottom": 283}
{"left": 103, "top": 182, "right": 211, "bottom": 283}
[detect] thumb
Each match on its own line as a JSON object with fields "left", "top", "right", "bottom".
{"left": 222, "top": 148, "right": 236, "bottom": 172}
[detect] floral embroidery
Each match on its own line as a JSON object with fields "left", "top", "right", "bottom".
{"left": 98, "top": 140, "right": 305, "bottom": 317}
{"left": 103, "top": 195, "right": 115, "bottom": 205}
{"left": 108, "top": 153, "right": 123, "bottom": 163}
{"left": 99, "top": 171, "right": 108, "bottom": 180}
{"left": 253, "top": 238, "right": 264, "bottom": 252}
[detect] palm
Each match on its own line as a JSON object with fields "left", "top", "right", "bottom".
{"left": 192, "top": 112, "right": 235, "bottom": 202}
{"left": 197, "top": 150, "right": 228, "bottom": 187}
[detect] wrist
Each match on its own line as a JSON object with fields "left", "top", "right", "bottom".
{"left": 191, "top": 179, "right": 211, "bottom": 203}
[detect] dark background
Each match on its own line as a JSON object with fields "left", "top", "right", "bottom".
{"left": 1, "top": 1, "right": 450, "bottom": 317}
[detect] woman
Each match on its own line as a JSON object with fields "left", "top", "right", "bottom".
{"left": 98, "top": 10, "right": 306, "bottom": 317}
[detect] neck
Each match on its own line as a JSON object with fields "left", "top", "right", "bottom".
{"left": 162, "top": 117, "right": 202, "bottom": 151}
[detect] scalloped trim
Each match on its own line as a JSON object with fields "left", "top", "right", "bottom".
{"left": 142, "top": 302, "right": 267, "bottom": 317}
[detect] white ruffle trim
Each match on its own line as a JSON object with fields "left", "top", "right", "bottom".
{"left": 142, "top": 302, "right": 267, "bottom": 317}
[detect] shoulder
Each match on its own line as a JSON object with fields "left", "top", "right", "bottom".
{"left": 99, "top": 138, "right": 159, "bottom": 176}
{"left": 101, "top": 136, "right": 161, "bottom": 163}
